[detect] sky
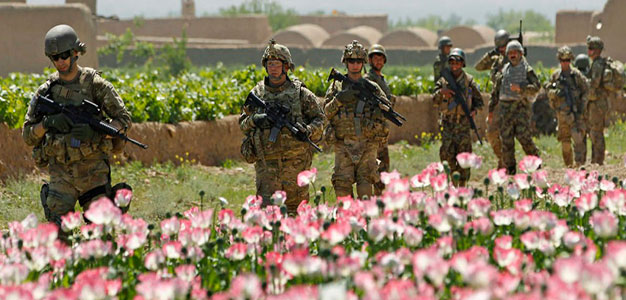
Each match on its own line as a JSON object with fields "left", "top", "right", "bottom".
{"left": 27, "top": 0, "right": 607, "bottom": 23}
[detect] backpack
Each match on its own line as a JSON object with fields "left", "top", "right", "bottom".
{"left": 605, "top": 58, "right": 625, "bottom": 93}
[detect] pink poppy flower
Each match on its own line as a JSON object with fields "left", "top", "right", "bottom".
{"left": 456, "top": 152, "right": 482, "bottom": 169}
{"left": 513, "top": 174, "right": 530, "bottom": 190}
{"left": 495, "top": 235, "right": 513, "bottom": 249}
{"left": 175, "top": 265, "right": 197, "bottom": 282}
{"left": 162, "top": 241, "right": 183, "bottom": 259}
{"left": 113, "top": 188, "right": 132, "bottom": 208}
{"left": 242, "top": 226, "right": 264, "bottom": 244}
{"left": 60, "top": 211, "right": 82, "bottom": 233}
{"left": 225, "top": 243, "right": 248, "bottom": 261}
{"left": 605, "top": 241, "right": 626, "bottom": 269}
{"left": 218, "top": 209, "right": 234, "bottom": 226}
{"left": 403, "top": 226, "right": 423, "bottom": 247}
{"left": 488, "top": 168, "right": 508, "bottom": 185}
{"left": 428, "top": 210, "right": 452, "bottom": 233}
{"left": 600, "top": 179, "right": 616, "bottom": 191}
{"left": 467, "top": 197, "right": 491, "bottom": 218}
{"left": 581, "top": 262, "right": 614, "bottom": 295}
{"left": 430, "top": 173, "right": 448, "bottom": 192}
{"left": 297, "top": 168, "right": 317, "bottom": 187}
{"left": 75, "top": 240, "right": 112, "bottom": 259}
{"left": 590, "top": 210, "right": 618, "bottom": 238}
{"left": 600, "top": 189, "right": 626, "bottom": 216}
{"left": 562, "top": 231, "right": 586, "bottom": 250}
{"left": 321, "top": 219, "right": 351, "bottom": 245}
{"left": 491, "top": 209, "right": 514, "bottom": 226}
{"left": 464, "top": 217, "right": 493, "bottom": 235}
{"left": 271, "top": 190, "right": 287, "bottom": 206}
{"left": 553, "top": 256, "right": 583, "bottom": 284}
{"left": 518, "top": 155, "right": 542, "bottom": 173}
{"left": 380, "top": 170, "right": 402, "bottom": 185}
{"left": 229, "top": 274, "right": 263, "bottom": 300}
{"left": 144, "top": 249, "right": 165, "bottom": 271}
{"left": 188, "top": 209, "right": 213, "bottom": 229}
{"left": 84, "top": 197, "right": 121, "bottom": 226}
{"left": 160, "top": 216, "right": 181, "bottom": 236}
{"left": 575, "top": 193, "right": 598, "bottom": 216}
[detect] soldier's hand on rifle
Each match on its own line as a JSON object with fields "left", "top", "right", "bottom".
{"left": 71, "top": 123, "right": 96, "bottom": 142}
{"left": 42, "top": 113, "right": 73, "bottom": 133}
{"left": 251, "top": 113, "right": 272, "bottom": 129}
{"left": 295, "top": 122, "right": 312, "bottom": 139}
{"left": 440, "top": 88, "right": 455, "bottom": 99}
{"left": 336, "top": 89, "right": 359, "bottom": 105}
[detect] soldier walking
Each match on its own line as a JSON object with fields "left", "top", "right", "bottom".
{"left": 433, "top": 48, "right": 484, "bottom": 186}
{"left": 364, "top": 44, "right": 395, "bottom": 195}
{"left": 546, "top": 46, "right": 589, "bottom": 167}
{"left": 324, "top": 40, "right": 390, "bottom": 199}
{"left": 22, "top": 25, "right": 133, "bottom": 236}
{"left": 586, "top": 36, "right": 621, "bottom": 165}
{"left": 490, "top": 41, "right": 541, "bottom": 174}
{"left": 433, "top": 36, "right": 453, "bottom": 83}
{"left": 239, "top": 40, "right": 325, "bottom": 213}
{"left": 475, "top": 29, "right": 509, "bottom": 169}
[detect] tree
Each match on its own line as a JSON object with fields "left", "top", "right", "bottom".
{"left": 218, "top": 0, "right": 299, "bottom": 32}
{"left": 389, "top": 14, "right": 476, "bottom": 32}
{"left": 486, "top": 9, "right": 553, "bottom": 33}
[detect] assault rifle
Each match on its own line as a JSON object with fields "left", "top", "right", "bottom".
{"left": 440, "top": 68, "right": 483, "bottom": 145}
{"left": 327, "top": 68, "right": 406, "bottom": 127}
{"left": 509, "top": 20, "right": 528, "bottom": 56}
{"left": 552, "top": 74, "right": 578, "bottom": 115}
{"left": 34, "top": 95, "right": 148, "bottom": 149}
{"left": 245, "top": 92, "right": 322, "bottom": 152}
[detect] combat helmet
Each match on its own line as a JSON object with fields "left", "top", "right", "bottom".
{"left": 261, "top": 39, "right": 295, "bottom": 70}
{"left": 574, "top": 54, "right": 590, "bottom": 74}
{"left": 368, "top": 44, "right": 387, "bottom": 62}
{"left": 586, "top": 36, "right": 604, "bottom": 50}
{"left": 556, "top": 46, "right": 574, "bottom": 61}
{"left": 341, "top": 40, "right": 368, "bottom": 64}
{"left": 494, "top": 29, "right": 510, "bottom": 48}
{"left": 448, "top": 48, "right": 466, "bottom": 67}
{"left": 438, "top": 36, "right": 453, "bottom": 50}
{"left": 44, "top": 24, "right": 86, "bottom": 57}
{"left": 506, "top": 40, "right": 524, "bottom": 55}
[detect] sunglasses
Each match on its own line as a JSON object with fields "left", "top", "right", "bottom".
{"left": 346, "top": 58, "right": 362, "bottom": 64}
{"left": 560, "top": 59, "right": 571, "bottom": 62}
{"left": 50, "top": 50, "right": 72, "bottom": 61}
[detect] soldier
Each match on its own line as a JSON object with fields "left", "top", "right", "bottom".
{"left": 475, "top": 29, "right": 509, "bottom": 169}
{"left": 239, "top": 40, "right": 324, "bottom": 213}
{"left": 490, "top": 40, "right": 541, "bottom": 174}
{"left": 433, "top": 48, "right": 483, "bottom": 186}
{"left": 22, "top": 25, "right": 132, "bottom": 233}
{"left": 546, "top": 46, "right": 589, "bottom": 167}
{"left": 433, "top": 36, "right": 453, "bottom": 83}
{"left": 324, "top": 40, "right": 390, "bottom": 199}
{"left": 364, "top": 44, "right": 395, "bottom": 195}
{"left": 586, "top": 36, "right": 621, "bottom": 165}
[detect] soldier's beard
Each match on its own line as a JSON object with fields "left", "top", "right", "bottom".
{"left": 509, "top": 56, "right": 521, "bottom": 66}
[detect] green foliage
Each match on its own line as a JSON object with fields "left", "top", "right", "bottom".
{"left": 218, "top": 0, "right": 299, "bottom": 32}
{"left": 159, "top": 31, "right": 191, "bottom": 77}
{"left": 97, "top": 29, "right": 157, "bottom": 67}
{"left": 486, "top": 9, "right": 554, "bottom": 42}
{"left": 389, "top": 13, "right": 477, "bottom": 31}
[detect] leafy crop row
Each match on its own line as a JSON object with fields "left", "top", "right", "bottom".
{"left": 0, "top": 65, "right": 552, "bottom": 128}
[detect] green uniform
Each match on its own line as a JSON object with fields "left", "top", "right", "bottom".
{"left": 324, "top": 77, "right": 389, "bottom": 198}
{"left": 239, "top": 78, "right": 324, "bottom": 213}
{"left": 433, "top": 72, "right": 483, "bottom": 186}
{"left": 546, "top": 67, "right": 589, "bottom": 167}
{"left": 363, "top": 69, "right": 395, "bottom": 195}
{"left": 23, "top": 67, "right": 132, "bottom": 225}
{"left": 491, "top": 58, "right": 541, "bottom": 174}
{"left": 433, "top": 53, "right": 449, "bottom": 84}
{"left": 587, "top": 56, "right": 620, "bottom": 165}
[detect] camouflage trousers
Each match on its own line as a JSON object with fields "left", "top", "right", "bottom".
{"left": 332, "top": 138, "right": 378, "bottom": 199}
{"left": 556, "top": 111, "right": 586, "bottom": 167}
{"left": 498, "top": 101, "right": 539, "bottom": 174}
{"left": 255, "top": 153, "right": 311, "bottom": 214}
{"left": 374, "top": 137, "right": 390, "bottom": 195}
{"left": 486, "top": 105, "right": 504, "bottom": 169}
{"left": 586, "top": 98, "right": 608, "bottom": 165}
{"left": 440, "top": 118, "right": 472, "bottom": 186}
{"left": 44, "top": 158, "right": 111, "bottom": 228}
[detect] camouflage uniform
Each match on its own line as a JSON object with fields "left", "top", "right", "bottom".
{"left": 364, "top": 65, "right": 394, "bottom": 195}
{"left": 491, "top": 42, "right": 540, "bottom": 174}
{"left": 475, "top": 29, "right": 509, "bottom": 169}
{"left": 433, "top": 48, "right": 483, "bottom": 186}
{"left": 325, "top": 41, "right": 390, "bottom": 198}
{"left": 22, "top": 25, "right": 132, "bottom": 229}
{"left": 585, "top": 36, "right": 621, "bottom": 165}
{"left": 546, "top": 46, "right": 589, "bottom": 167}
{"left": 239, "top": 40, "right": 324, "bottom": 213}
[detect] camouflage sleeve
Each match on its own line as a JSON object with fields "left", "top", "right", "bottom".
{"left": 545, "top": 72, "right": 559, "bottom": 109}
{"left": 474, "top": 52, "right": 494, "bottom": 71}
{"left": 602, "top": 64, "right": 619, "bottom": 92}
{"left": 432, "top": 77, "right": 447, "bottom": 108}
{"left": 92, "top": 74, "right": 132, "bottom": 131}
{"left": 300, "top": 87, "right": 325, "bottom": 142}
{"left": 323, "top": 81, "right": 341, "bottom": 119}
{"left": 489, "top": 74, "right": 502, "bottom": 112}
{"left": 433, "top": 60, "right": 441, "bottom": 83}
{"left": 470, "top": 80, "right": 484, "bottom": 111}
{"left": 22, "top": 83, "right": 50, "bottom": 146}
{"left": 521, "top": 68, "right": 540, "bottom": 98}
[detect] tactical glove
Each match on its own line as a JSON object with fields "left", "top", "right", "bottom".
{"left": 336, "top": 89, "right": 359, "bottom": 105}
{"left": 252, "top": 113, "right": 272, "bottom": 129}
{"left": 70, "top": 123, "right": 96, "bottom": 142}
{"left": 42, "top": 113, "right": 72, "bottom": 133}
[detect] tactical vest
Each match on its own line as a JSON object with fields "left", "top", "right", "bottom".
{"left": 440, "top": 72, "right": 475, "bottom": 120}
{"left": 499, "top": 62, "right": 528, "bottom": 101}
{"left": 37, "top": 68, "right": 112, "bottom": 165}
{"left": 250, "top": 79, "right": 310, "bottom": 160}
{"left": 551, "top": 69, "right": 583, "bottom": 112}
{"left": 329, "top": 80, "right": 384, "bottom": 141}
